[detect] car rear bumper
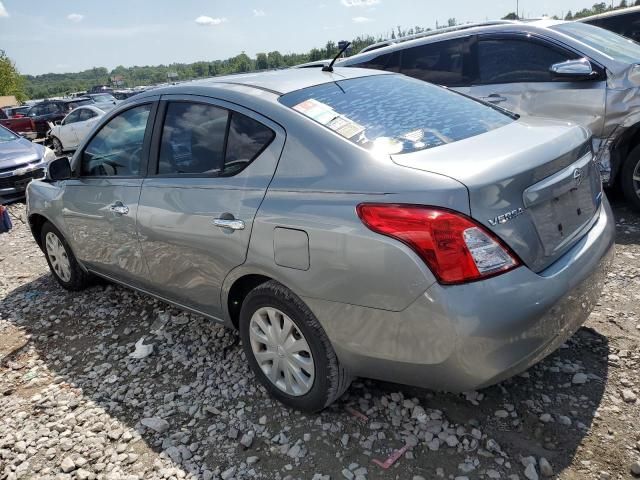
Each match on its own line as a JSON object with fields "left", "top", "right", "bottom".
{"left": 304, "top": 196, "right": 615, "bottom": 392}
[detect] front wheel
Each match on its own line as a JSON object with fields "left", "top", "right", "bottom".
{"left": 239, "top": 280, "right": 352, "bottom": 412}
{"left": 621, "top": 145, "right": 640, "bottom": 211}
{"left": 41, "top": 222, "right": 91, "bottom": 290}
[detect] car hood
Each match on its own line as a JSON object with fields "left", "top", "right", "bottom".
{"left": 0, "top": 137, "right": 44, "bottom": 170}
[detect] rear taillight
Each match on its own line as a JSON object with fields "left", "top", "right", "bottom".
{"left": 356, "top": 204, "right": 521, "bottom": 285}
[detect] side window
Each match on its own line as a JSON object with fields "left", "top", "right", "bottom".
{"left": 45, "top": 103, "right": 61, "bottom": 114}
{"left": 159, "top": 102, "right": 229, "bottom": 175}
{"left": 355, "top": 50, "right": 401, "bottom": 72}
{"left": 158, "top": 102, "right": 274, "bottom": 176}
{"left": 63, "top": 110, "right": 82, "bottom": 125}
{"left": 78, "top": 109, "right": 97, "bottom": 122}
{"left": 28, "top": 106, "right": 41, "bottom": 117}
{"left": 477, "top": 38, "right": 579, "bottom": 84}
{"left": 81, "top": 104, "right": 151, "bottom": 177}
{"left": 224, "top": 112, "right": 275, "bottom": 176}
{"left": 399, "top": 38, "right": 472, "bottom": 87}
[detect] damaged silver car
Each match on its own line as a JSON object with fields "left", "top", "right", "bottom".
{"left": 338, "top": 19, "right": 640, "bottom": 209}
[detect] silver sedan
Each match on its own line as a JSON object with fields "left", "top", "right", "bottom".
{"left": 26, "top": 67, "right": 614, "bottom": 411}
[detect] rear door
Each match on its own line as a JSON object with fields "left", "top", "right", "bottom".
{"left": 137, "top": 95, "right": 285, "bottom": 318}
{"left": 61, "top": 100, "right": 157, "bottom": 281}
{"left": 467, "top": 33, "right": 607, "bottom": 135}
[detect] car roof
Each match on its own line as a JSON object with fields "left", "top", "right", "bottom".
{"left": 578, "top": 5, "right": 640, "bottom": 21}
{"left": 337, "top": 19, "right": 628, "bottom": 71}
{"left": 148, "top": 67, "right": 393, "bottom": 97}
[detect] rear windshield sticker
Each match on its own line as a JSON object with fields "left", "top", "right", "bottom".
{"left": 326, "top": 116, "right": 365, "bottom": 139}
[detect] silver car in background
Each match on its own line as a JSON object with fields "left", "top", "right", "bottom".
{"left": 26, "top": 68, "right": 614, "bottom": 411}
{"left": 338, "top": 19, "right": 640, "bottom": 210}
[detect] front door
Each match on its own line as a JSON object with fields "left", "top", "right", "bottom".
{"left": 466, "top": 34, "right": 607, "bottom": 136}
{"left": 137, "top": 95, "right": 285, "bottom": 318}
{"left": 62, "top": 101, "right": 157, "bottom": 281}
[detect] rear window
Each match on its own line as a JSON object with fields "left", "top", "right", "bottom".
{"left": 279, "top": 74, "right": 513, "bottom": 155}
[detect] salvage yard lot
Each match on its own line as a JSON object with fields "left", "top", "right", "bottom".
{"left": 1, "top": 199, "right": 639, "bottom": 480}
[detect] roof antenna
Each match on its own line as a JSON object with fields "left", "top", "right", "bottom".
{"left": 323, "top": 41, "right": 351, "bottom": 72}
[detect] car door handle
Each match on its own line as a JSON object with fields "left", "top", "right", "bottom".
{"left": 109, "top": 202, "right": 129, "bottom": 215}
{"left": 481, "top": 94, "right": 508, "bottom": 104}
{"left": 213, "top": 218, "right": 245, "bottom": 230}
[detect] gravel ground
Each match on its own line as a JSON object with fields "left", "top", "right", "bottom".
{"left": 1, "top": 198, "right": 640, "bottom": 480}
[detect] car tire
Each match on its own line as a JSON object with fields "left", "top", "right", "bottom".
{"left": 41, "top": 221, "right": 91, "bottom": 290}
{"left": 239, "top": 280, "right": 352, "bottom": 412}
{"left": 51, "top": 137, "right": 63, "bottom": 157}
{"left": 621, "top": 145, "right": 640, "bottom": 211}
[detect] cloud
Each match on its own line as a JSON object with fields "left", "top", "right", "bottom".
{"left": 253, "top": 9, "right": 266, "bottom": 17}
{"left": 341, "top": 0, "right": 380, "bottom": 7}
{"left": 352, "top": 16, "right": 373, "bottom": 23}
{"left": 0, "top": 2, "right": 8, "bottom": 18}
{"left": 67, "top": 13, "right": 84, "bottom": 23}
{"left": 195, "top": 16, "right": 228, "bottom": 26}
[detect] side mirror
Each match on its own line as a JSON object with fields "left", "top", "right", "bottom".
{"left": 550, "top": 58, "right": 595, "bottom": 80}
{"left": 54, "top": 120, "right": 61, "bottom": 126}
{"left": 47, "top": 157, "right": 72, "bottom": 181}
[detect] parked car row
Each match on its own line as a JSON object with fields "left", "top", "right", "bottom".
{"left": 0, "top": 124, "right": 56, "bottom": 203}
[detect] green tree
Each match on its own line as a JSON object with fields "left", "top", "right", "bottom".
{"left": 502, "top": 12, "right": 519, "bottom": 19}
{"left": 255, "top": 53, "right": 268, "bottom": 70}
{"left": 565, "top": 10, "right": 574, "bottom": 19}
{"left": 0, "top": 50, "right": 27, "bottom": 101}
{"left": 267, "top": 51, "right": 284, "bottom": 69}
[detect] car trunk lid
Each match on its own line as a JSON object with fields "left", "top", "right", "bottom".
{"left": 390, "top": 118, "right": 602, "bottom": 272}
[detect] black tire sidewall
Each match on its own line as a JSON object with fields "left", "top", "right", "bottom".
{"left": 621, "top": 146, "right": 640, "bottom": 211}
{"left": 239, "top": 285, "right": 333, "bottom": 412}
{"left": 51, "top": 137, "right": 63, "bottom": 156}
{"left": 41, "top": 222, "right": 88, "bottom": 290}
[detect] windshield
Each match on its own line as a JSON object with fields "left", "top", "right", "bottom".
{"left": 91, "top": 94, "right": 116, "bottom": 102}
{"left": 552, "top": 22, "right": 640, "bottom": 64}
{"left": 279, "top": 74, "right": 513, "bottom": 155}
{"left": 0, "top": 125, "right": 19, "bottom": 143}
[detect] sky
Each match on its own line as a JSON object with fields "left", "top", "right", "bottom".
{"left": 0, "top": 0, "right": 610, "bottom": 76}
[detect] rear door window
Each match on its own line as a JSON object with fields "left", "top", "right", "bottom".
{"left": 354, "top": 50, "right": 401, "bottom": 72}
{"left": 477, "top": 37, "right": 579, "bottom": 84}
{"left": 279, "top": 74, "right": 513, "bottom": 155}
{"left": 63, "top": 110, "right": 82, "bottom": 125}
{"left": 78, "top": 109, "right": 98, "bottom": 122}
{"left": 399, "top": 37, "right": 473, "bottom": 87}
{"left": 157, "top": 102, "right": 275, "bottom": 176}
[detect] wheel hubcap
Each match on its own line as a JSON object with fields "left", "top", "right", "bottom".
{"left": 249, "top": 307, "right": 315, "bottom": 396}
{"left": 45, "top": 232, "right": 71, "bottom": 282}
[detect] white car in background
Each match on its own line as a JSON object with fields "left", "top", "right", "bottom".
{"left": 49, "top": 105, "right": 107, "bottom": 155}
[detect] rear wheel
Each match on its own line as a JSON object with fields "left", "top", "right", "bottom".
{"left": 41, "top": 222, "right": 91, "bottom": 290}
{"left": 239, "top": 280, "right": 352, "bottom": 412}
{"left": 621, "top": 145, "right": 640, "bottom": 211}
{"left": 51, "top": 137, "right": 63, "bottom": 156}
